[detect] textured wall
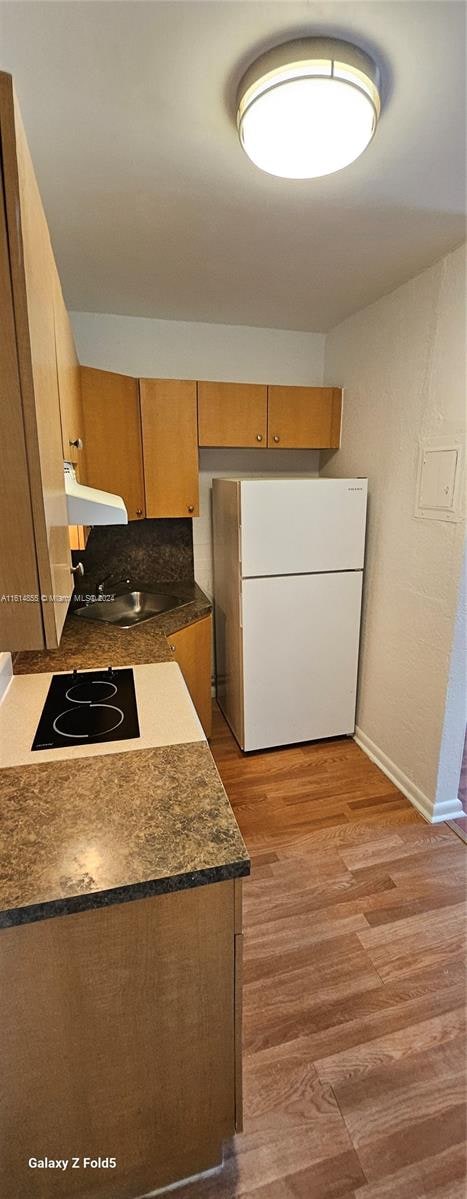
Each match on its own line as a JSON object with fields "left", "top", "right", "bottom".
{"left": 322, "top": 244, "right": 466, "bottom": 816}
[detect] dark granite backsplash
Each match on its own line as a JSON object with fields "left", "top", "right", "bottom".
{"left": 73, "top": 518, "right": 194, "bottom": 596}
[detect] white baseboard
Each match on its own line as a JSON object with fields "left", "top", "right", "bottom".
{"left": 354, "top": 726, "right": 465, "bottom": 824}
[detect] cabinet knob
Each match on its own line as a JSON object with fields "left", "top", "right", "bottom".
{"left": 256, "top": 433, "right": 263, "bottom": 442}
{"left": 70, "top": 561, "right": 84, "bottom": 577}
{"left": 273, "top": 435, "right": 280, "bottom": 443}
{"left": 187, "top": 505, "right": 194, "bottom": 513}
{"left": 69, "top": 437, "right": 84, "bottom": 450}
{"left": 136, "top": 508, "right": 143, "bottom": 517}
{"left": 169, "top": 644, "right": 176, "bottom": 652}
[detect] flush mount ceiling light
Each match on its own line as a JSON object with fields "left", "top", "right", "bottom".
{"left": 237, "top": 36, "right": 381, "bottom": 179}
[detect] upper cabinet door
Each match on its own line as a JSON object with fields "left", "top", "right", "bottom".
{"left": 53, "top": 270, "right": 86, "bottom": 473}
{"left": 198, "top": 382, "right": 267, "bottom": 447}
{"left": 267, "top": 387, "right": 342, "bottom": 449}
{"left": 81, "top": 366, "right": 146, "bottom": 521}
{"left": 1, "top": 73, "right": 72, "bottom": 649}
{"left": 140, "top": 378, "right": 199, "bottom": 518}
{"left": 0, "top": 149, "right": 44, "bottom": 650}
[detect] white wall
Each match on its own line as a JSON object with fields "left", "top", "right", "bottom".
{"left": 322, "top": 244, "right": 466, "bottom": 822}
{"left": 71, "top": 311, "right": 324, "bottom": 597}
{"left": 71, "top": 311, "right": 325, "bottom": 385}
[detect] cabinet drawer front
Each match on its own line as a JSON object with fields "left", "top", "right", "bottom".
{"left": 267, "top": 386, "right": 342, "bottom": 449}
{"left": 198, "top": 381, "right": 267, "bottom": 447}
{"left": 140, "top": 378, "right": 199, "bottom": 518}
{"left": 81, "top": 367, "right": 145, "bottom": 521}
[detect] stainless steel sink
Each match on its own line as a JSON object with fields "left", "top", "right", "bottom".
{"left": 74, "top": 591, "right": 189, "bottom": 628}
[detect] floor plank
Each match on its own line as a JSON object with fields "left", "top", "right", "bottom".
{"left": 332, "top": 1040, "right": 464, "bottom": 1147}
{"left": 349, "top": 1142, "right": 466, "bottom": 1198}
{"left": 314, "top": 1008, "right": 465, "bottom": 1086}
{"left": 357, "top": 902, "right": 465, "bottom": 983}
{"left": 353, "top": 1101, "right": 466, "bottom": 1184}
{"left": 175, "top": 706, "right": 466, "bottom": 1198}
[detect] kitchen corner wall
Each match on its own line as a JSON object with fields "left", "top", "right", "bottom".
{"left": 71, "top": 312, "right": 325, "bottom": 597}
{"left": 321, "top": 243, "right": 466, "bottom": 822}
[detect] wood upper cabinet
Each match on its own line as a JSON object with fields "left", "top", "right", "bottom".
{"left": 81, "top": 366, "right": 146, "bottom": 521}
{"left": 198, "top": 382, "right": 341, "bottom": 449}
{"left": 0, "top": 72, "right": 72, "bottom": 651}
{"left": 0, "top": 133, "right": 44, "bottom": 650}
{"left": 53, "top": 268, "right": 86, "bottom": 473}
{"left": 198, "top": 381, "right": 267, "bottom": 447}
{"left": 140, "top": 378, "right": 199, "bottom": 518}
{"left": 53, "top": 275, "right": 89, "bottom": 551}
{"left": 166, "top": 614, "right": 212, "bottom": 738}
{"left": 80, "top": 373, "right": 199, "bottom": 521}
{"left": 267, "top": 386, "right": 342, "bottom": 449}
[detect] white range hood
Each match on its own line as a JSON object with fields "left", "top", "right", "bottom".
{"left": 64, "top": 462, "right": 128, "bottom": 526}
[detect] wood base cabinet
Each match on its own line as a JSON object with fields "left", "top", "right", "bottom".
{"left": 167, "top": 614, "right": 212, "bottom": 738}
{"left": 0, "top": 881, "right": 242, "bottom": 1199}
{"left": 234, "top": 880, "right": 244, "bottom": 1133}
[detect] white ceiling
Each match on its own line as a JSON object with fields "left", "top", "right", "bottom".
{"left": 0, "top": 1, "right": 465, "bottom": 332}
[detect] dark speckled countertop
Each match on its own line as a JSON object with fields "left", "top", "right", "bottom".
{"left": 0, "top": 743, "right": 249, "bottom": 928}
{"left": 14, "top": 580, "right": 211, "bottom": 674}
{"left": 2, "top": 582, "right": 250, "bottom": 928}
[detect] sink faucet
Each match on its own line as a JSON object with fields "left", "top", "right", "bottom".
{"left": 95, "top": 573, "right": 131, "bottom": 597}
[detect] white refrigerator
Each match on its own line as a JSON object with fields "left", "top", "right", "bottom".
{"left": 212, "top": 477, "right": 367, "bottom": 752}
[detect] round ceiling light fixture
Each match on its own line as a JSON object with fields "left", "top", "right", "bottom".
{"left": 237, "top": 37, "right": 381, "bottom": 180}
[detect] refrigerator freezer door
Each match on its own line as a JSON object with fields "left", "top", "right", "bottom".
{"left": 240, "top": 478, "right": 367, "bottom": 577}
{"left": 242, "top": 571, "right": 363, "bottom": 751}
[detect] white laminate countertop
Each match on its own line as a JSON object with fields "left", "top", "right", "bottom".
{"left": 0, "top": 662, "right": 204, "bottom": 769}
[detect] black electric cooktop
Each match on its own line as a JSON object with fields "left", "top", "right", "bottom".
{"left": 31, "top": 667, "right": 140, "bottom": 751}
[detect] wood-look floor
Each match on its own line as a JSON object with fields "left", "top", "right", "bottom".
{"left": 177, "top": 706, "right": 466, "bottom": 1199}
